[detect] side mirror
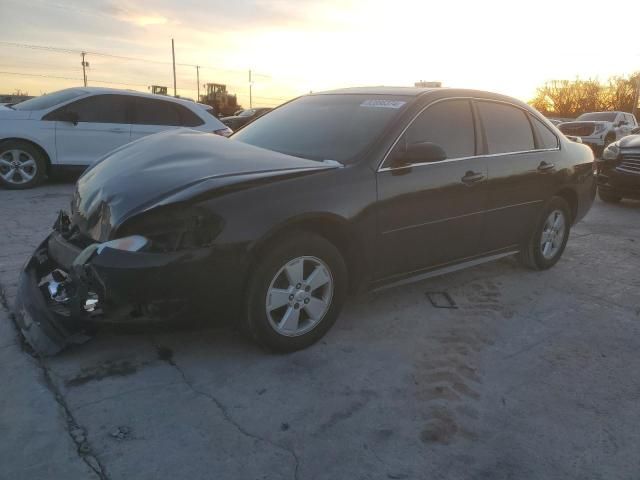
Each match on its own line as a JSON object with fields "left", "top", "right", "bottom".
{"left": 58, "top": 110, "right": 79, "bottom": 125}
{"left": 393, "top": 142, "right": 447, "bottom": 167}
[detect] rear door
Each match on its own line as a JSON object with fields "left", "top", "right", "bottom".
{"left": 130, "top": 97, "right": 204, "bottom": 140}
{"left": 49, "top": 94, "right": 132, "bottom": 165}
{"left": 477, "top": 100, "right": 562, "bottom": 251}
{"left": 375, "top": 99, "right": 489, "bottom": 280}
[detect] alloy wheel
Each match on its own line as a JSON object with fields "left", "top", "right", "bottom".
{"left": 540, "top": 209, "right": 566, "bottom": 260}
{"left": 0, "top": 149, "right": 38, "bottom": 185}
{"left": 265, "top": 256, "right": 334, "bottom": 337}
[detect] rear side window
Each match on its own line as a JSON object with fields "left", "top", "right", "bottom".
{"left": 404, "top": 99, "right": 476, "bottom": 159}
{"left": 133, "top": 98, "right": 182, "bottom": 126}
{"left": 51, "top": 94, "right": 130, "bottom": 124}
{"left": 530, "top": 116, "right": 559, "bottom": 149}
{"left": 477, "top": 101, "right": 534, "bottom": 154}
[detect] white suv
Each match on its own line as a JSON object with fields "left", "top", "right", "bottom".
{"left": 0, "top": 87, "right": 232, "bottom": 189}
{"left": 558, "top": 111, "right": 638, "bottom": 154}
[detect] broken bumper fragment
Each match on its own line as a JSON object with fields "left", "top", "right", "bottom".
{"left": 14, "top": 214, "right": 234, "bottom": 355}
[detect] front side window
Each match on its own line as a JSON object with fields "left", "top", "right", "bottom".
{"left": 233, "top": 94, "right": 410, "bottom": 163}
{"left": 402, "top": 99, "right": 476, "bottom": 160}
{"left": 51, "top": 94, "right": 130, "bottom": 124}
{"left": 133, "top": 98, "right": 182, "bottom": 126}
{"left": 478, "top": 101, "right": 534, "bottom": 154}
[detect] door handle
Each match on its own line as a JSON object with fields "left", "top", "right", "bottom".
{"left": 537, "top": 161, "right": 555, "bottom": 172}
{"left": 461, "top": 171, "right": 485, "bottom": 185}
{"left": 108, "top": 127, "right": 127, "bottom": 133}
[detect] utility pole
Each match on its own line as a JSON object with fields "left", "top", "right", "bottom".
{"left": 249, "top": 69, "right": 252, "bottom": 108}
{"left": 81, "top": 52, "right": 88, "bottom": 87}
{"left": 196, "top": 65, "right": 200, "bottom": 103}
{"left": 171, "top": 38, "right": 177, "bottom": 97}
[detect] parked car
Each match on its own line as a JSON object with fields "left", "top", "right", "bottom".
{"left": 0, "top": 87, "right": 232, "bottom": 189}
{"left": 220, "top": 107, "right": 272, "bottom": 130}
{"left": 15, "top": 87, "right": 596, "bottom": 355}
{"left": 596, "top": 134, "right": 640, "bottom": 202}
{"left": 558, "top": 111, "right": 638, "bottom": 154}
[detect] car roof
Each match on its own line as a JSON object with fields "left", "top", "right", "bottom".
{"left": 313, "top": 86, "right": 438, "bottom": 96}
{"left": 62, "top": 86, "right": 211, "bottom": 110}
{"left": 310, "top": 86, "right": 532, "bottom": 107}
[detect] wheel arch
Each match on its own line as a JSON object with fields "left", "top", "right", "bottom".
{"left": 0, "top": 137, "right": 53, "bottom": 176}
{"left": 554, "top": 187, "right": 578, "bottom": 223}
{"left": 246, "top": 213, "right": 365, "bottom": 294}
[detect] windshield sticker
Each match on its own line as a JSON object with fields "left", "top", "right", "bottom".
{"left": 360, "top": 99, "right": 406, "bottom": 109}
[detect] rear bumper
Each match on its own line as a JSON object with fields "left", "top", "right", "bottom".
{"left": 14, "top": 223, "right": 248, "bottom": 355}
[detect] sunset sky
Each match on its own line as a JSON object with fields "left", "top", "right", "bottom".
{"left": 1, "top": 0, "right": 639, "bottom": 108}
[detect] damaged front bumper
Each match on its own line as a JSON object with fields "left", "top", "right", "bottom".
{"left": 14, "top": 213, "right": 230, "bottom": 356}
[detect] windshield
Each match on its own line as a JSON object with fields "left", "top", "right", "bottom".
{"left": 577, "top": 112, "right": 617, "bottom": 122}
{"left": 232, "top": 94, "right": 410, "bottom": 163}
{"left": 12, "top": 88, "right": 88, "bottom": 111}
{"left": 239, "top": 109, "right": 255, "bottom": 117}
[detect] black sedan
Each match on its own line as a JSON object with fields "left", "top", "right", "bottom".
{"left": 597, "top": 134, "right": 640, "bottom": 202}
{"left": 15, "top": 87, "right": 596, "bottom": 355}
{"left": 220, "top": 107, "right": 272, "bottom": 130}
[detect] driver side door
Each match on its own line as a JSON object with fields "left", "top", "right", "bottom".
{"left": 45, "top": 94, "right": 132, "bottom": 166}
{"left": 374, "top": 99, "right": 489, "bottom": 282}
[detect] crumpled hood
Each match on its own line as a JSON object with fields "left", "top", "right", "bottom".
{"left": 618, "top": 134, "right": 640, "bottom": 149}
{"left": 72, "top": 129, "right": 335, "bottom": 240}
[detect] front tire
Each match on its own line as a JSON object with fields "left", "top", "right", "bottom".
{"left": 244, "top": 231, "right": 348, "bottom": 352}
{"left": 598, "top": 188, "right": 622, "bottom": 204}
{"left": 0, "top": 140, "right": 46, "bottom": 189}
{"left": 519, "top": 196, "right": 571, "bottom": 270}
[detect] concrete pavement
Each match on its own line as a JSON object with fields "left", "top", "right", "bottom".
{"left": 1, "top": 181, "right": 639, "bottom": 479}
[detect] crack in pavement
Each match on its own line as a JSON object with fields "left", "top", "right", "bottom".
{"left": 150, "top": 338, "right": 301, "bottom": 480}
{"left": 0, "top": 281, "right": 109, "bottom": 480}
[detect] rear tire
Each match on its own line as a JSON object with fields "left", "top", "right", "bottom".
{"left": 598, "top": 189, "right": 622, "bottom": 204}
{"left": 0, "top": 140, "right": 46, "bottom": 189}
{"left": 243, "top": 231, "right": 348, "bottom": 352}
{"left": 519, "top": 196, "right": 571, "bottom": 271}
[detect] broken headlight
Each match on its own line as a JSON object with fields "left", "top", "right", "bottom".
{"left": 117, "top": 207, "right": 223, "bottom": 253}
{"left": 96, "top": 235, "right": 149, "bottom": 254}
{"left": 601, "top": 143, "right": 620, "bottom": 161}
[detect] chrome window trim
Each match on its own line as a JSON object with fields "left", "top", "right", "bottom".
{"left": 376, "top": 96, "right": 560, "bottom": 173}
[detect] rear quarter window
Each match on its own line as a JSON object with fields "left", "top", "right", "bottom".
{"left": 530, "top": 116, "right": 559, "bottom": 149}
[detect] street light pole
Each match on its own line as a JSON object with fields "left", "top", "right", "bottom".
{"left": 249, "top": 69, "right": 252, "bottom": 108}
{"left": 196, "top": 65, "right": 200, "bottom": 103}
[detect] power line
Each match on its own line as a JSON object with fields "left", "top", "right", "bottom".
{"left": 0, "top": 41, "right": 270, "bottom": 77}
{"left": 0, "top": 70, "right": 293, "bottom": 102}
{"left": 0, "top": 70, "right": 149, "bottom": 88}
